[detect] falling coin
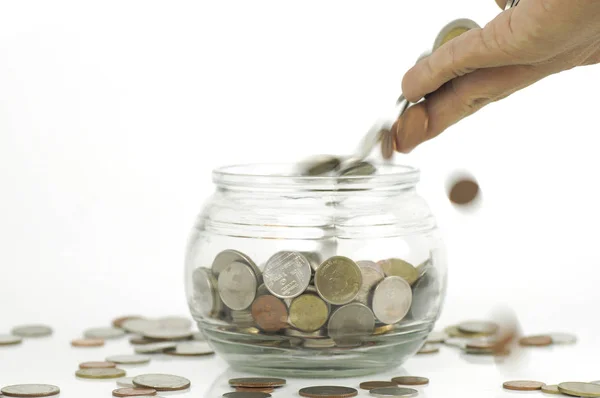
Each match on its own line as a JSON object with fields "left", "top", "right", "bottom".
{"left": 229, "top": 378, "right": 286, "bottom": 388}
{"left": 558, "top": 382, "right": 600, "bottom": 398}
{"left": 112, "top": 387, "right": 157, "bottom": 397}
{"left": 79, "top": 361, "right": 117, "bottom": 369}
{"left": 519, "top": 335, "right": 553, "bottom": 347}
{"left": 298, "top": 386, "right": 358, "bottom": 398}
{"left": 76, "top": 368, "right": 127, "bottom": 379}
{"left": 541, "top": 385, "right": 562, "bottom": 395}
{"left": 458, "top": 321, "right": 498, "bottom": 335}
{"left": 381, "top": 129, "right": 395, "bottom": 160}
{"left": 71, "top": 338, "right": 105, "bottom": 347}
{"left": 417, "top": 344, "right": 439, "bottom": 354}
{"left": 132, "top": 374, "right": 191, "bottom": 391}
{"left": 503, "top": 381, "right": 546, "bottom": 391}
{"left": 251, "top": 294, "right": 289, "bottom": 332}
{"left": 164, "top": 341, "right": 214, "bottom": 357}
{"left": 359, "top": 382, "right": 398, "bottom": 390}
{"left": 10, "top": 325, "right": 53, "bottom": 338}
{"left": 448, "top": 176, "right": 480, "bottom": 206}
{"left": 392, "top": 376, "right": 429, "bottom": 386}
{"left": 369, "top": 387, "right": 419, "bottom": 397}
{"left": 549, "top": 333, "right": 577, "bottom": 345}
{"left": 0, "top": 384, "right": 60, "bottom": 397}
{"left": 84, "top": 327, "right": 126, "bottom": 340}
{"left": 0, "top": 334, "right": 23, "bottom": 346}
{"left": 301, "top": 155, "right": 342, "bottom": 176}
{"left": 338, "top": 161, "right": 377, "bottom": 177}
{"left": 106, "top": 355, "right": 151, "bottom": 365}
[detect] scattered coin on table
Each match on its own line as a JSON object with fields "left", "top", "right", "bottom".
{"left": 417, "top": 344, "right": 439, "bottom": 354}
{"left": 235, "top": 387, "right": 275, "bottom": 394}
{"left": 503, "top": 380, "right": 546, "bottom": 391}
{"left": 360, "top": 382, "right": 398, "bottom": 390}
{"left": 112, "top": 387, "right": 157, "bottom": 397}
{"left": 0, "top": 384, "right": 60, "bottom": 397}
{"left": 141, "top": 329, "right": 193, "bottom": 341}
{"left": 299, "top": 386, "right": 358, "bottom": 398}
{"left": 229, "top": 378, "right": 286, "bottom": 388}
{"left": 558, "top": 382, "right": 600, "bottom": 397}
{"left": 132, "top": 374, "right": 191, "bottom": 391}
{"left": 106, "top": 355, "right": 151, "bottom": 365}
{"left": 129, "top": 336, "right": 154, "bottom": 345}
{"left": 10, "top": 325, "right": 53, "bottom": 338}
{"left": 113, "top": 316, "right": 144, "bottom": 329}
{"left": 164, "top": 341, "right": 214, "bottom": 356}
{"left": 79, "top": 361, "right": 117, "bottom": 369}
{"left": 369, "top": 386, "right": 419, "bottom": 397}
{"left": 541, "top": 385, "right": 562, "bottom": 395}
{"left": 223, "top": 392, "right": 272, "bottom": 398}
{"left": 71, "top": 338, "right": 105, "bottom": 347}
{"left": 426, "top": 331, "right": 447, "bottom": 344}
{"left": 76, "top": 368, "right": 126, "bottom": 379}
{"left": 391, "top": 376, "right": 429, "bottom": 386}
{"left": 458, "top": 321, "right": 498, "bottom": 335}
{"left": 0, "top": 335, "right": 23, "bottom": 346}
{"left": 134, "top": 342, "right": 178, "bottom": 354}
{"left": 117, "top": 377, "right": 136, "bottom": 388}
{"left": 448, "top": 175, "right": 480, "bottom": 206}
{"left": 84, "top": 327, "right": 126, "bottom": 340}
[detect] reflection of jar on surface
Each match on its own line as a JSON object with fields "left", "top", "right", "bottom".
{"left": 185, "top": 163, "right": 447, "bottom": 377}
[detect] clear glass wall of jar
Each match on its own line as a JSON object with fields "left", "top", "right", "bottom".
{"left": 185, "top": 163, "right": 447, "bottom": 377}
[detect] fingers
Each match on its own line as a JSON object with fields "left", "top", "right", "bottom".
{"left": 395, "top": 64, "right": 553, "bottom": 153}
{"left": 402, "top": 10, "right": 521, "bottom": 102}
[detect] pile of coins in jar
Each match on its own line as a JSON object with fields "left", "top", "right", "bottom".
{"left": 191, "top": 249, "right": 440, "bottom": 349}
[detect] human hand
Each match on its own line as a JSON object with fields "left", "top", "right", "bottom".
{"left": 392, "top": 0, "right": 600, "bottom": 154}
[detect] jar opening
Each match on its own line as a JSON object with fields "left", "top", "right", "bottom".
{"left": 212, "top": 163, "right": 420, "bottom": 191}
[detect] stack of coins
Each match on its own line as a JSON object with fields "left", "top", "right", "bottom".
{"left": 190, "top": 249, "right": 442, "bottom": 350}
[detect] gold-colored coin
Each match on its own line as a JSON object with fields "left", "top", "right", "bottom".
{"left": 433, "top": 18, "right": 481, "bottom": 50}
{"left": 314, "top": 256, "right": 362, "bottom": 305}
{"left": 76, "top": 368, "right": 126, "bottom": 379}
{"left": 373, "top": 325, "right": 394, "bottom": 336}
{"left": 558, "top": 383, "right": 600, "bottom": 398}
{"left": 289, "top": 294, "right": 329, "bottom": 332}
{"left": 377, "top": 259, "right": 418, "bottom": 286}
{"left": 541, "top": 385, "right": 562, "bottom": 395}
{"left": 503, "top": 381, "right": 545, "bottom": 391}
{"left": 445, "top": 325, "right": 489, "bottom": 339}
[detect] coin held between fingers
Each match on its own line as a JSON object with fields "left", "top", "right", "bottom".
{"left": 394, "top": 104, "right": 430, "bottom": 153}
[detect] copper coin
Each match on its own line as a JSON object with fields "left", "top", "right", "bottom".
{"left": 229, "top": 378, "right": 286, "bottom": 388}
{"left": 298, "top": 386, "right": 358, "bottom": 398}
{"left": 112, "top": 388, "right": 157, "bottom": 397}
{"left": 448, "top": 177, "right": 479, "bottom": 205}
{"left": 235, "top": 387, "right": 276, "bottom": 394}
{"left": 394, "top": 102, "right": 429, "bottom": 153}
{"left": 381, "top": 129, "right": 395, "bottom": 160}
{"left": 71, "top": 338, "right": 105, "bottom": 347}
{"left": 251, "top": 295, "right": 288, "bottom": 332}
{"left": 392, "top": 376, "right": 429, "bottom": 386}
{"left": 79, "top": 361, "right": 117, "bottom": 369}
{"left": 359, "top": 381, "right": 397, "bottom": 390}
{"left": 503, "top": 381, "right": 545, "bottom": 391}
{"left": 519, "top": 335, "right": 553, "bottom": 347}
{"left": 113, "top": 316, "right": 144, "bottom": 329}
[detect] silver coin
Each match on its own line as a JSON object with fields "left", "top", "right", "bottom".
{"left": 1, "top": 384, "right": 60, "bottom": 397}
{"left": 339, "top": 161, "right": 377, "bottom": 177}
{"left": 328, "top": 303, "right": 375, "bottom": 346}
{"left": 192, "top": 267, "right": 222, "bottom": 318}
{"left": 299, "top": 155, "right": 342, "bottom": 176}
{"left": 218, "top": 261, "right": 258, "bottom": 310}
{"left": 370, "top": 387, "right": 419, "bottom": 397}
{"left": 122, "top": 319, "right": 159, "bottom": 334}
{"left": 212, "top": 249, "right": 261, "bottom": 282}
{"left": 0, "top": 334, "right": 23, "bottom": 346}
{"left": 458, "top": 321, "right": 498, "bottom": 335}
{"left": 192, "top": 332, "right": 205, "bottom": 341}
{"left": 156, "top": 316, "right": 192, "bottom": 330}
{"left": 142, "top": 328, "right": 193, "bottom": 341}
{"left": 106, "top": 354, "right": 151, "bottom": 365}
{"left": 409, "top": 265, "right": 442, "bottom": 321}
{"left": 426, "top": 331, "right": 448, "bottom": 344}
{"left": 84, "top": 327, "right": 126, "bottom": 340}
{"left": 372, "top": 276, "right": 412, "bottom": 325}
{"left": 355, "top": 261, "right": 385, "bottom": 305}
{"left": 303, "top": 338, "right": 336, "bottom": 349}
{"left": 444, "top": 337, "right": 469, "bottom": 349}
{"left": 299, "top": 252, "right": 322, "bottom": 272}
{"left": 116, "top": 377, "right": 136, "bottom": 388}
{"left": 263, "top": 251, "right": 312, "bottom": 299}
{"left": 134, "top": 342, "right": 178, "bottom": 354}
{"left": 223, "top": 392, "right": 272, "bottom": 398}
{"left": 549, "top": 332, "right": 577, "bottom": 345}
{"left": 11, "top": 324, "right": 53, "bottom": 338}
{"left": 298, "top": 386, "right": 358, "bottom": 397}
{"left": 433, "top": 18, "right": 481, "bottom": 51}
{"left": 169, "top": 341, "right": 214, "bottom": 356}
{"left": 133, "top": 373, "right": 191, "bottom": 391}
{"left": 285, "top": 328, "right": 326, "bottom": 339}
{"left": 231, "top": 310, "right": 255, "bottom": 327}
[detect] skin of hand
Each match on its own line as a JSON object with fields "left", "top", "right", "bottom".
{"left": 392, "top": 0, "right": 600, "bottom": 154}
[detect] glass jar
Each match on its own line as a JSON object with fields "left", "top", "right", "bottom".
{"left": 185, "top": 163, "right": 447, "bottom": 377}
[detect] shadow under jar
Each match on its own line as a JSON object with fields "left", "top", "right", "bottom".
{"left": 185, "top": 163, "right": 447, "bottom": 377}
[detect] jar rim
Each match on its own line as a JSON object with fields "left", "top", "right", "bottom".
{"left": 212, "top": 163, "right": 420, "bottom": 190}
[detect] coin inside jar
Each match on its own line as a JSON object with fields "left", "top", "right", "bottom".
{"left": 263, "top": 251, "right": 312, "bottom": 300}
{"left": 327, "top": 303, "right": 375, "bottom": 346}
{"left": 315, "top": 256, "right": 362, "bottom": 305}
{"left": 288, "top": 293, "right": 329, "bottom": 332}
{"left": 355, "top": 261, "right": 385, "bottom": 306}
{"left": 191, "top": 267, "right": 222, "bottom": 318}
{"left": 377, "top": 259, "right": 418, "bottom": 286}
{"left": 372, "top": 276, "right": 412, "bottom": 325}
{"left": 218, "top": 261, "right": 258, "bottom": 311}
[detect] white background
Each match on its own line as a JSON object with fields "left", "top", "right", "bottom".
{"left": 1, "top": 1, "right": 599, "bottom": 397}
